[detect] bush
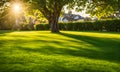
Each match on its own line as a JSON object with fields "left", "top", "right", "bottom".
{"left": 0, "top": 20, "right": 14, "bottom": 30}
{"left": 27, "top": 19, "right": 120, "bottom": 32}
{"left": 21, "top": 24, "right": 30, "bottom": 30}
{"left": 35, "top": 24, "right": 50, "bottom": 30}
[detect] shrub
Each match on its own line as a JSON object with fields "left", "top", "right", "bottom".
{"left": 27, "top": 19, "right": 120, "bottom": 32}
{"left": 35, "top": 24, "right": 50, "bottom": 30}
{"left": 21, "top": 24, "right": 30, "bottom": 30}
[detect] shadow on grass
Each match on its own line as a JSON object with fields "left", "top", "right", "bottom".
{"left": 14, "top": 32, "right": 120, "bottom": 63}
{"left": 0, "top": 30, "right": 15, "bottom": 40}
{"left": 0, "top": 31, "right": 120, "bottom": 63}
{"left": 0, "top": 32, "right": 120, "bottom": 72}
{"left": 0, "top": 30, "right": 14, "bottom": 34}
{"left": 59, "top": 33, "right": 120, "bottom": 61}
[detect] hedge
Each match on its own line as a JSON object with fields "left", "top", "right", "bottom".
{"left": 35, "top": 24, "right": 50, "bottom": 30}
{"left": 0, "top": 19, "right": 120, "bottom": 32}
{"left": 35, "top": 19, "right": 120, "bottom": 32}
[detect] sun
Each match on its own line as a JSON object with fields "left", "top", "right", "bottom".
{"left": 13, "top": 4, "right": 21, "bottom": 13}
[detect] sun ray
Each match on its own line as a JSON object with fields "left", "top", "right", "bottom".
{"left": 13, "top": 3, "right": 21, "bottom": 14}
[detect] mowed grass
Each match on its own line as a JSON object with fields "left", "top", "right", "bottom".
{"left": 0, "top": 30, "right": 120, "bottom": 72}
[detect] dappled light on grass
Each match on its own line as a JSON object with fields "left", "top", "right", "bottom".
{"left": 0, "top": 31, "right": 120, "bottom": 72}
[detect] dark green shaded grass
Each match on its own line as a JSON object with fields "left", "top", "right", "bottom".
{"left": 0, "top": 31, "right": 120, "bottom": 72}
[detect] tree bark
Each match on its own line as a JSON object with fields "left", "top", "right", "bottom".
{"left": 48, "top": 15, "right": 59, "bottom": 33}
{"left": 48, "top": 6, "right": 62, "bottom": 33}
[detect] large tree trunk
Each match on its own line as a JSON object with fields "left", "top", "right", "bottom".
{"left": 48, "top": 15, "right": 59, "bottom": 33}
{"left": 48, "top": 8, "right": 61, "bottom": 33}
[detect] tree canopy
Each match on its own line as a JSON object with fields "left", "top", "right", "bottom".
{"left": 86, "top": 0, "right": 120, "bottom": 18}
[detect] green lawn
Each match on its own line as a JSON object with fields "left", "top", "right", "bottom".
{"left": 0, "top": 30, "right": 120, "bottom": 72}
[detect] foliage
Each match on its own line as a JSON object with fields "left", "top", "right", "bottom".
{"left": 31, "top": 0, "right": 73, "bottom": 19}
{"left": 35, "top": 19, "right": 120, "bottom": 32}
{"left": 26, "top": 9, "right": 47, "bottom": 22}
{"left": 35, "top": 24, "right": 49, "bottom": 30}
{"left": 0, "top": 8, "right": 15, "bottom": 30}
{"left": 0, "top": 0, "right": 28, "bottom": 30}
{"left": 86, "top": 0, "right": 120, "bottom": 18}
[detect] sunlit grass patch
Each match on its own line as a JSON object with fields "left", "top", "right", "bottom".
{"left": 0, "top": 31, "right": 120, "bottom": 72}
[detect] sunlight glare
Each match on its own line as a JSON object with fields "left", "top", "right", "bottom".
{"left": 13, "top": 4, "right": 20, "bottom": 13}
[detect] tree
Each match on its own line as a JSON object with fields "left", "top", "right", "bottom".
{"left": 30, "top": 0, "right": 75, "bottom": 32}
{"left": 86, "top": 0, "right": 120, "bottom": 18}
{"left": 30, "top": 0, "right": 90, "bottom": 32}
